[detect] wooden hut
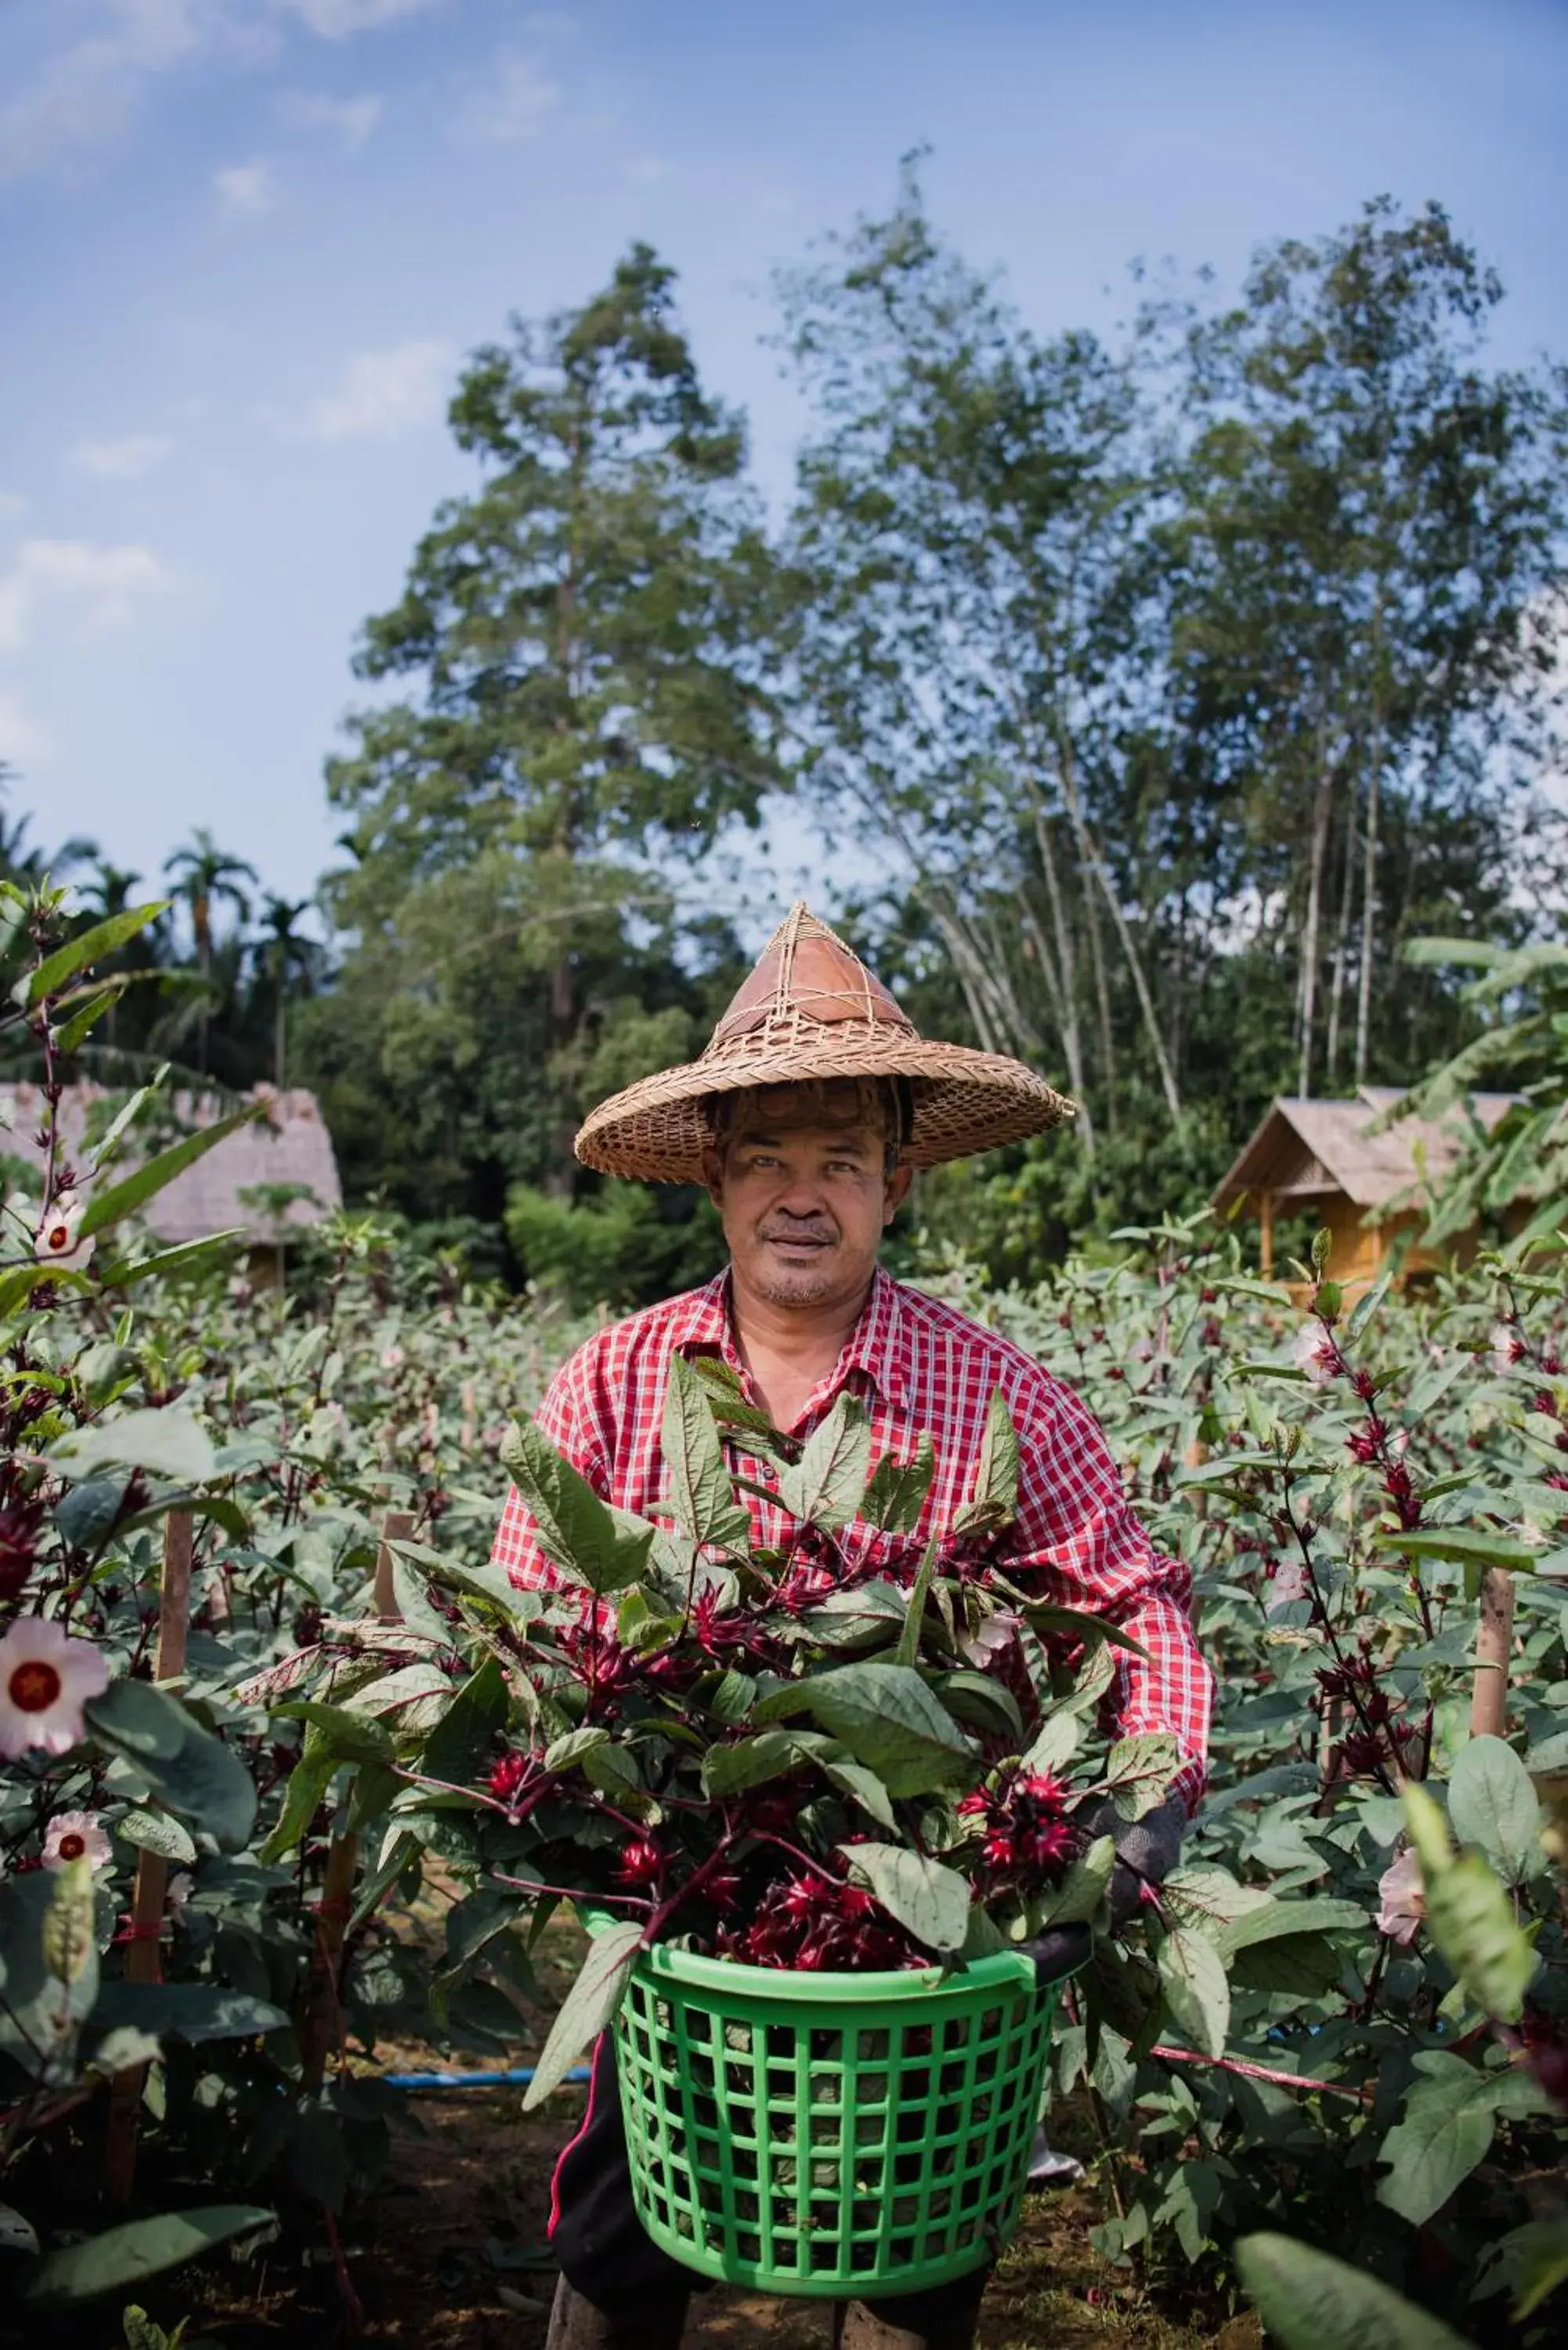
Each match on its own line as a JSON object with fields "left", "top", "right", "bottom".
{"left": 1212, "top": 1086, "right": 1519, "bottom": 1289}
{"left": 0, "top": 1083, "right": 341, "bottom": 1268}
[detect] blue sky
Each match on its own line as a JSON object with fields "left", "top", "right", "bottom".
{"left": 3, "top": 0, "right": 1566, "bottom": 923}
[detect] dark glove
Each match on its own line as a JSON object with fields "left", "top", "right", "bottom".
{"left": 1076, "top": 1791, "right": 1186, "bottom": 1928}
{"left": 1022, "top": 1921, "right": 1090, "bottom": 1990}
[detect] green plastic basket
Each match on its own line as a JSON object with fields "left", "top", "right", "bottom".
{"left": 612, "top": 1942, "right": 1061, "bottom": 2299}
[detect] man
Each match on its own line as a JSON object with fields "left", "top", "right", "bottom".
{"left": 492, "top": 906, "right": 1211, "bottom": 2350}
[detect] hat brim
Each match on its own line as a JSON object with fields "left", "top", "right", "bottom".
{"left": 574, "top": 1032, "right": 1075, "bottom": 1184}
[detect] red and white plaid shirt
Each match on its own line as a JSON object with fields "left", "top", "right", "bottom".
{"left": 492, "top": 1267, "right": 1209, "bottom": 1810}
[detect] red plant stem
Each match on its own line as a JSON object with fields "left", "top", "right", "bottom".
{"left": 1148, "top": 2044, "right": 1368, "bottom": 2101}
{"left": 643, "top": 1820, "right": 742, "bottom": 1943}
{"left": 489, "top": 1871, "right": 651, "bottom": 1911}
{"left": 323, "top": 2207, "right": 365, "bottom": 2334}
{"left": 1280, "top": 1479, "right": 1397, "bottom": 1796}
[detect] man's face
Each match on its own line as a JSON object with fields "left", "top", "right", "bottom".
{"left": 705, "top": 1084, "right": 912, "bottom": 1312}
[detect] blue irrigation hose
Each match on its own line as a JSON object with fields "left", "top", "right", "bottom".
{"left": 382, "top": 2063, "right": 593, "bottom": 2091}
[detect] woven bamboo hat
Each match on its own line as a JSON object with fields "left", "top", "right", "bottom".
{"left": 574, "top": 903, "right": 1075, "bottom": 1184}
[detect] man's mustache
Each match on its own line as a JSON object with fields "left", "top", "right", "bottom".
{"left": 757, "top": 1221, "right": 838, "bottom": 1245}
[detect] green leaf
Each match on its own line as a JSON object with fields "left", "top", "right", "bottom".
{"left": 498, "top": 1419, "right": 655, "bottom": 1592}
{"left": 659, "top": 1353, "right": 750, "bottom": 1551}
{"left": 701, "top": 1728, "right": 829, "bottom": 1798}
{"left": 20, "top": 902, "right": 169, "bottom": 1009}
{"left": 1401, "top": 1780, "right": 1535, "bottom": 2022}
{"left": 1214, "top": 1897, "right": 1366, "bottom": 1958}
{"left": 42, "top": 1857, "right": 96, "bottom": 1988}
{"left": 1375, "top": 2055, "right": 1507, "bottom": 2227}
{"left": 117, "top": 1810, "right": 197, "bottom": 1866}
{"left": 96, "top": 1232, "right": 247, "bottom": 1289}
{"left": 258, "top": 1733, "right": 336, "bottom": 1864}
{"left": 86, "top": 1680, "right": 256, "bottom": 1853}
{"left": 1228, "top": 1932, "right": 1346, "bottom": 1995}
{"left": 782, "top": 1661, "right": 974, "bottom": 1798}
{"left": 1234, "top": 2230, "right": 1475, "bottom": 2350}
{"left": 1447, "top": 1736, "right": 1542, "bottom": 1885}
{"left": 893, "top": 1534, "right": 941, "bottom": 1668}
{"left": 1157, "top": 1926, "right": 1230, "bottom": 2058}
{"left": 1104, "top": 1731, "right": 1180, "bottom": 1820}
{"left": 1423, "top": 1852, "right": 1537, "bottom": 2024}
{"left": 89, "top": 1983, "right": 288, "bottom": 2046}
{"left": 522, "top": 1921, "right": 641, "bottom": 2111}
{"left": 274, "top": 1701, "right": 395, "bottom": 1767}
{"left": 80, "top": 1104, "right": 266, "bottom": 1239}
{"left": 1501, "top": 2215, "right": 1568, "bottom": 2320}
{"left": 1031, "top": 1834, "right": 1115, "bottom": 1929}
{"left": 50, "top": 1408, "right": 215, "bottom": 1485}
{"left": 818, "top": 1752, "right": 897, "bottom": 1829}
{"left": 777, "top": 1390, "right": 873, "bottom": 1529}
{"left": 544, "top": 1725, "right": 612, "bottom": 1775}
{"left": 842, "top": 1842, "right": 970, "bottom": 1954}
{"left": 1371, "top": 1528, "right": 1541, "bottom": 1573}
{"left": 950, "top": 1389, "right": 1020, "bottom": 1534}
{"left": 0, "top": 1868, "right": 100, "bottom": 2077}
{"left": 802, "top": 1582, "right": 908, "bottom": 1651}
{"left": 934, "top": 1668, "right": 1024, "bottom": 1742}
{"left": 861, "top": 1437, "right": 934, "bottom": 1533}
{"left": 422, "top": 1657, "right": 508, "bottom": 1788}
{"left": 1018, "top": 1603, "right": 1151, "bottom": 1661}
{"left": 19, "top": 2207, "right": 274, "bottom": 2311}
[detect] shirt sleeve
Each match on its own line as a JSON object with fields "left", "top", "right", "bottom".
{"left": 490, "top": 1340, "right": 615, "bottom": 1594}
{"left": 1005, "top": 1372, "right": 1212, "bottom": 1813}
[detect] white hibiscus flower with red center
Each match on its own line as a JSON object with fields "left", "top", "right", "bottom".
{"left": 0, "top": 1616, "right": 110, "bottom": 1759}
{"left": 42, "top": 1809, "right": 113, "bottom": 1871}
{"left": 33, "top": 1188, "right": 95, "bottom": 1270}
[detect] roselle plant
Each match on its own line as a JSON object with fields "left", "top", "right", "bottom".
{"left": 288, "top": 1355, "right": 1198, "bottom": 2107}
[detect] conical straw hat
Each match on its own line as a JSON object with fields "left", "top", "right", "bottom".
{"left": 574, "top": 903, "right": 1075, "bottom": 1183}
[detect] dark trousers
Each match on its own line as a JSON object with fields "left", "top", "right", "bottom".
{"left": 549, "top": 2036, "right": 989, "bottom": 2337}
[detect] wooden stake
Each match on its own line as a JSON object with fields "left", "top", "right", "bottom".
{"left": 297, "top": 1509, "right": 414, "bottom": 2088}
{"left": 1470, "top": 1567, "right": 1516, "bottom": 1741}
{"left": 103, "top": 1510, "right": 193, "bottom": 2204}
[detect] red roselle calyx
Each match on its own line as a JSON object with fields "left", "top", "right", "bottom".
{"left": 958, "top": 1764, "right": 1078, "bottom": 1890}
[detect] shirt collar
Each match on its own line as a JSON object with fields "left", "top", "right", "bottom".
{"left": 671, "top": 1264, "right": 908, "bottom": 1408}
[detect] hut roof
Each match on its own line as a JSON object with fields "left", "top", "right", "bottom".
{"left": 1212, "top": 1086, "right": 1519, "bottom": 1214}
{"left": 0, "top": 1083, "right": 342, "bottom": 1246}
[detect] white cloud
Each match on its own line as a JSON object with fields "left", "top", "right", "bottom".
{"left": 0, "top": 2, "right": 246, "bottom": 183}
{"left": 290, "top": 339, "right": 454, "bottom": 443}
{"left": 275, "top": 0, "right": 443, "bottom": 37}
{"left": 0, "top": 688, "right": 55, "bottom": 769}
{"left": 0, "top": 539, "right": 172, "bottom": 654}
{"left": 215, "top": 159, "right": 275, "bottom": 216}
{"left": 458, "top": 49, "right": 562, "bottom": 143}
{"left": 67, "top": 433, "right": 175, "bottom": 480}
{"left": 282, "top": 89, "right": 382, "bottom": 150}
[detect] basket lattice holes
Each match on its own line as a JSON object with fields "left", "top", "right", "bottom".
{"left": 615, "top": 1948, "right": 1059, "bottom": 2298}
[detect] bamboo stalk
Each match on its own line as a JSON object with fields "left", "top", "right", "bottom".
{"left": 1470, "top": 1567, "right": 1515, "bottom": 1740}
{"left": 103, "top": 1510, "right": 193, "bottom": 2204}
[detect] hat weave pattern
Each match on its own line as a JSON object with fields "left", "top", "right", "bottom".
{"left": 574, "top": 904, "right": 1075, "bottom": 1184}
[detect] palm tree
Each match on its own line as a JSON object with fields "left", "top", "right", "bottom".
{"left": 162, "top": 829, "right": 258, "bottom": 1074}
{"left": 256, "top": 895, "right": 321, "bottom": 1086}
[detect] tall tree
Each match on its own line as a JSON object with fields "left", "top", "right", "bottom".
{"left": 316, "top": 247, "right": 779, "bottom": 1209}
{"left": 162, "top": 828, "right": 258, "bottom": 1076}
{"left": 1169, "top": 198, "right": 1567, "bottom": 1094}
{"left": 255, "top": 896, "right": 323, "bottom": 1087}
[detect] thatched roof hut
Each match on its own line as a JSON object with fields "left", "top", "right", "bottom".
{"left": 0, "top": 1083, "right": 341, "bottom": 1249}
{"left": 1212, "top": 1085, "right": 1519, "bottom": 1285}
